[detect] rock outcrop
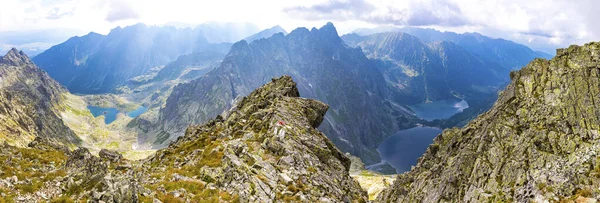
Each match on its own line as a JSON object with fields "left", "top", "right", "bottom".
{"left": 0, "top": 48, "right": 80, "bottom": 147}
{"left": 377, "top": 42, "right": 600, "bottom": 202}
{"left": 146, "top": 75, "right": 367, "bottom": 202}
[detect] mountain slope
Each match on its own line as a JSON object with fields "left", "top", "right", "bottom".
{"left": 378, "top": 42, "right": 600, "bottom": 202}
{"left": 116, "top": 50, "right": 225, "bottom": 110}
{"left": 143, "top": 23, "right": 422, "bottom": 165}
{"left": 0, "top": 48, "right": 80, "bottom": 147}
{"left": 32, "top": 24, "right": 233, "bottom": 94}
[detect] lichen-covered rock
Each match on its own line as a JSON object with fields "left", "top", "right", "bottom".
{"left": 99, "top": 149, "right": 124, "bottom": 163}
{"left": 146, "top": 75, "right": 367, "bottom": 202}
{"left": 377, "top": 42, "right": 600, "bottom": 202}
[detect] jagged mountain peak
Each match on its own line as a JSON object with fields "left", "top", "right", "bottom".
{"left": 1, "top": 48, "right": 32, "bottom": 66}
{"left": 313, "top": 22, "right": 340, "bottom": 40}
{"left": 285, "top": 22, "right": 341, "bottom": 42}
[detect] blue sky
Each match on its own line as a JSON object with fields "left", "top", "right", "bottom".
{"left": 1, "top": 0, "right": 598, "bottom": 54}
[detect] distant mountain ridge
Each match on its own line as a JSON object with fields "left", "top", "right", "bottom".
{"left": 342, "top": 32, "right": 507, "bottom": 104}
{"left": 352, "top": 27, "right": 553, "bottom": 70}
{"left": 32, "top": 23, "right": 262, "bottom": 94}
{"left": 244, "top": 25, "right": 288, "bottom": 42}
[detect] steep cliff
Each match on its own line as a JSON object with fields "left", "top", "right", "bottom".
{"left": 378, "top": 42, "right": 600, "bottom": 202}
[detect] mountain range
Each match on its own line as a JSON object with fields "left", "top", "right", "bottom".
{"left": 135, "top": 23, "right": 548, "bottom": 166}
{"left": 13, "top": 22, "right": 553, "bottom": 168}
{"left": 342, "top": 32, "right": 507, "bottom": 104}
{"left": 353, "top": 27, "right": 553, "bottom": 69}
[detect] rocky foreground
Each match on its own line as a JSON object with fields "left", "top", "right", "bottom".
{"left": 377, "top": 42, "right": 600, "bottom": 202}
{"left": 0, "top": 76, "right": 367, "bottom": 202}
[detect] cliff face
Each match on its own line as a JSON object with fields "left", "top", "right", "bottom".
{"left": 147, "top": 75, "right": 367, "bottom": 202}
{"left": 0, "top": 48, "right": 80, "bottom": 147}
{"left": 377, "top": 42, "right": 600, "bottom": 202}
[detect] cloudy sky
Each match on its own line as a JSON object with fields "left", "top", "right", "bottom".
{"left": 1, "top": 0, "right": 598, "bottom": 54}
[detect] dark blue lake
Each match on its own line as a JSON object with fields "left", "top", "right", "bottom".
{"left": 87, "top": 106, "right": 119, "bottom": 124}
{"left": 377, "top": 126, "right": 442, "bottom": 173}
{"left": 409, "top": 99, "right": 469, "bottom": 121}
{"left": 87, "top": 106, "right": 148, "bottom": 124}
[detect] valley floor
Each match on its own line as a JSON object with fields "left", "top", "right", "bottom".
{"left": 60, "top": 93, "right": 156, "bottom": 160}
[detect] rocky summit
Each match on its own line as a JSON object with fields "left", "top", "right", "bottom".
{"left": 145, "top": 75, "right": 367, "bottom": 202}
{"left": 0, "top": 75, "right": 367, "bottom": 202}
{"left": 377, "top": 42, "right": 600, "bottom": 202}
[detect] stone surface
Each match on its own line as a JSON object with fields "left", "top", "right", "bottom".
{"left": 99, "top": 149, "right": 124, "bottom": 163}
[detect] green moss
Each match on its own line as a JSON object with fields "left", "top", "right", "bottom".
{"left": 575, "top": 188, "right": 592, "bottom": 198}
{"left": 138, "top": 195, "right": 154, "bottom": 203}
{"left": 162, "top": 180, "right": 205, "bottom": 194}
{"left": 106, "top": 141, "right": 120, "bottom": 149}
{"left": 198, "top": 142, "right": 224, "bottom": 168}
{"left": 16, "top": 179, "right": 44, "bottom": 194}
{"left": 50, "top": 196, "right": 75, "bottom": 203}
{"left": 157, "top": 193, "right": 184, "bottom": 203}
{"left": 65, "top": 177, "right": 101, "bottom": 196}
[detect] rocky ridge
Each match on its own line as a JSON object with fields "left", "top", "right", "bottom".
{"left": 377, "top": 42, "right": 600, "bottom": 202}
{"left": 145, "top": 75, "right": 367, "bottom": 202}
{"left": 0, "top": 75, "right": 368, "bottom": 202}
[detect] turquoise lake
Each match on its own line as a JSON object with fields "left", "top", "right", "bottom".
{"left": 87, "top": 106, "right": 148, "bottom": 124}
{"left": 409, "top": 99, "right": 469, "bottom": 121}
{"left": 377, "top": 126, "right": 442, "bottom": 173}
